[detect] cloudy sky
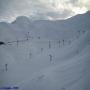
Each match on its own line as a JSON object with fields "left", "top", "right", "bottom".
{"left": 0, "top": 0, "right": 90, "bottom": 22}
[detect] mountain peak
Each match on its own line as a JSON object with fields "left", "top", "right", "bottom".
{"left": 12, "top": 16, "right": 30, "bottom": 24}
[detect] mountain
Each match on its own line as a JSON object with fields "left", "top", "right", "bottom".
{"left": 11, "top": 11, "right": 90, "bottom": 40}
{"left": 0, "top": 11, "right": 90, "bottom": 90}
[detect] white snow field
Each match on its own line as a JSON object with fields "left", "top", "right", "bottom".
{"left": 0, "top": 11, "right": 90, "bottom": 90}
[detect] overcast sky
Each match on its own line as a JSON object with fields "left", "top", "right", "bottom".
{"left": 0, "top": 0, "right": 90, "bottom": 22}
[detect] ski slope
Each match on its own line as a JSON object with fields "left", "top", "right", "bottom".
{"left": 0, "top": 11, "right": 90, "bottom": 90}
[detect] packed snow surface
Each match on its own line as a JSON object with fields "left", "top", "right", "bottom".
{"left": 0, "top": 11, "right": 90, "bottom": 90}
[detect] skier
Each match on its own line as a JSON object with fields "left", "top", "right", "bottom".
{"left": 49, "top": 54, "right": 53, "bottom": 63}
{"left": 41, "top": 48, "right": 43, "bottom": 52}
{"left": 29, "top": 52, "right": 32, "bottom": 59}
{"left": 63, "top": 40, "right": 64, "bottom": 45}
{"left": 49, "top": 40, "right": 51, "bottom": 48}
{"left": 5, "top": 64, "right": 8, "bottom": 72}
{"left": 58, "top": 40, "right": 60, "bottom": 48}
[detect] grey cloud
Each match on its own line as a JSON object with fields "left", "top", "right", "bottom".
{"left": 46, "top": 10, "right": 73, "bottom": 19}
{"left": 0, "top": 0, "right": 90, "bottom": 22}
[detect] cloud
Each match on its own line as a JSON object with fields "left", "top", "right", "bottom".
{"left": 0, "top": 0, "right": 90, "bottom": 22}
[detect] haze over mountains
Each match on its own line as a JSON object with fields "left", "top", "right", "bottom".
{"left": 0, "top": 11, "right": 90, "bottom": 90}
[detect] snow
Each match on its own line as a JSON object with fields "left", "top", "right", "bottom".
{"left": 0, "top": 11, "right": 90, "bottom": 90}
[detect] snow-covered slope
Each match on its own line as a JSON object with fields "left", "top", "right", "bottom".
{"left": 0, "top": 11, "right": 90, "bottom": 90}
